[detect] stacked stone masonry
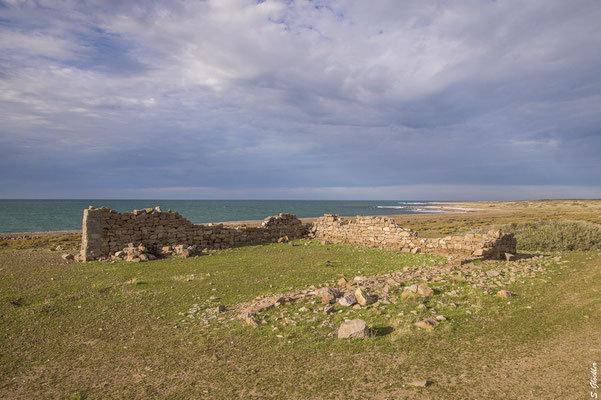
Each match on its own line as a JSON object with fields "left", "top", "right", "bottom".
{"left": 80, "top": 208, "right": 516, "bottom": 262}
{"left": 81, "top": 206, "right": 306, "bottom": 261}
{"left": 310, "top": 214, "right": 516, "bottom": 260}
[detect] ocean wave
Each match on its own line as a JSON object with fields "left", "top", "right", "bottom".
{"left": 376, "top": 205, "right": 407, "bottom": 209}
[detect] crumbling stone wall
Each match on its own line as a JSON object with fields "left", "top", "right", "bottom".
{"left": 80, "top": 208, "right": 516, "bottom": 262}
{"left": 81, "top": 206, "right": 306, "bottom": 261}
{"left": 311, "top": 214, "right": 516, "bottom": 260}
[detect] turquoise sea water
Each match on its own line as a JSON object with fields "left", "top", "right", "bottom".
{"left": 0, "top": 200, "right": 448, "bottom": 233}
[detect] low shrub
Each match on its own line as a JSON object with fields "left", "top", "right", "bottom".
{"left": 501, "top": 221, "right": 601, "bottom": 251}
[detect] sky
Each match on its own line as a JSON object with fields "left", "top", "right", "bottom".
{"left": 0, "top": 0, "right": 600, "bottom": 200}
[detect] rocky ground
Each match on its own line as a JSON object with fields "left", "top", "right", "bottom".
{"left": 2, "top": 201, "right": 599, "bottom": 399}
{"left": 182, "top": 253, "right": 558, "bottom": 341}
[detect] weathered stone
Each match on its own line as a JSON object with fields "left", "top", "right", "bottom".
{"left": 505, "top": 253, "right": 517, "bottom": 261}
{"left": 247, "top": 298, "right": 279, "bottom": 313}
{"left": 386, "top": 277, "right": 402, "bottom": 287}
{"left": 61, "top": 253, "right": 74, "bottom": 261}
{"left": 401, "top": 284, "right": 419, "bottom": 300}
{"left": 79, "top": 207, "right": 307, "bottom": 261}
{"left": 417, "top": 284, "right": 434, "bottom": 297}
{"left": 311, "top": 214, "right": 516, "bottom": 261}
{"left": 414, "top": 318, "right": 439, "bottom": 331}
{"left": 337, "top": 319, "right": 369, "bottom": 339}
{"left": 80, "top": 208, "right": 515, "bottom": 262}
{"left": 338, "top": 293, "right": 357, "bottom": 307}
{"left": 243, "top": 313, "right": 260, "bottom": 327}
{"left": 337, "top": 277, "right": 348, "bottom": 286}
{"left": 407, "top": 380, "right": 431, "bottom": 388}
{"left": 496, "top": 289, "right": 514, "bottom": 298}
{"left": 354, "top": 288, "right": 375, "bottom": 306}
{"left": 316, "top": 287, "right": 341, "bottom": 305}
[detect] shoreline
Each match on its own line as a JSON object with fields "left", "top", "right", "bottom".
{"left": 0, "top": 206, "right": 492, "bottom": 239}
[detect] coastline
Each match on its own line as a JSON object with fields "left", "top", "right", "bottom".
{"left": 0, "top": 205, "right": 494, "bottom": 239}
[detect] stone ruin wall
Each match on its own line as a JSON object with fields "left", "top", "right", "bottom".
{"left": 80, "top": 208, "right": 516, "bottom": 262}
{"left": 310, "top": 214, "right": 516, "bottom": 260}
{"left": 81, "top": 206, "right": 307, "bottom": 261}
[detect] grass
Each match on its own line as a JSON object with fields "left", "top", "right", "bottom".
{"left": 1, "top": 243, "right": 600, "bottom": 398}
{"left": 1, "top": 200, "right": 601, "bottom": 398}
{"left": 0, "top": 234, "right": 80, "bottom": 250}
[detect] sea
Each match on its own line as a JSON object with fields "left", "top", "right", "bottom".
{"left": 0, "top": 200, "right": 452, "bottom": 233}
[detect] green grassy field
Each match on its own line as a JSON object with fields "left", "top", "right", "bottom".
{"left": 1, "top": 200, "right": 601, "bottom": 399}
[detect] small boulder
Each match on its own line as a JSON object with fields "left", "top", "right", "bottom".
{"left": 61, "top": 253, "right": 74, "bottom": 261}
{"left": 243, "top": 312, "right": 261, "bottom": 327}
{"left": 417, "top": 284, "right": 434, "bottom": 297}
{"left": 407, "top": 380, "right": 431, "bottom": 388}
{"left": 316, "top": 287, "right": 341, "bottom": 305}
{"left": 414, "top": 318, "right": 439, "bottom": 331}
{"left": 338, "top": 293, "right": 357, "bottom": 307}
{"left": 386, "top": 277, "right": 402, "bottom": 287}
{"left": 337, "top": 319, "right": 370, "bottom": 339}
{"left": 496, "top": 289, "right": 514, "bottom": 298}
{"left": 355, "top": 288, "right": 376, "bottom": 306}
{"left": 337, "top": 277, "right": 348, "bottom": 287}
{"left": 401, "top": 284, "right": 419, "bottom": 300}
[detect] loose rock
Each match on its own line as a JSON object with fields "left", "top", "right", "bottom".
{"left": 337, "top": 319, "right": 370, "bottom": 339}
{"left": 417, "top": 284, "right": 434, "bottom": 297}
{"left": 242, "top": 313, "right": 261, "bottom": 327}
{"left": 316, "top": 287, "right": 341, "bottom": 305}
{"left": 407, "top": 380, "right": 431, "bottom": 388}
{"left": 414, "top": 318, "right": 439, "bottom": 331}
{"left": 401, "top": 284, "right": 419, "bottom": 300}
{"left": 338, "top": 293, "right": 357, "bottom": 307}
{"left": 496, "top": 289, "right": 514, "bottom": 298}
{"left": 354, "top": 288, "right": 376, "bottom": 306}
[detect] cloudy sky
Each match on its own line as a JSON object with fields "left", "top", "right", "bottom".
{"left": 0, "top": 0, "right": 600, "bottom": 200}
